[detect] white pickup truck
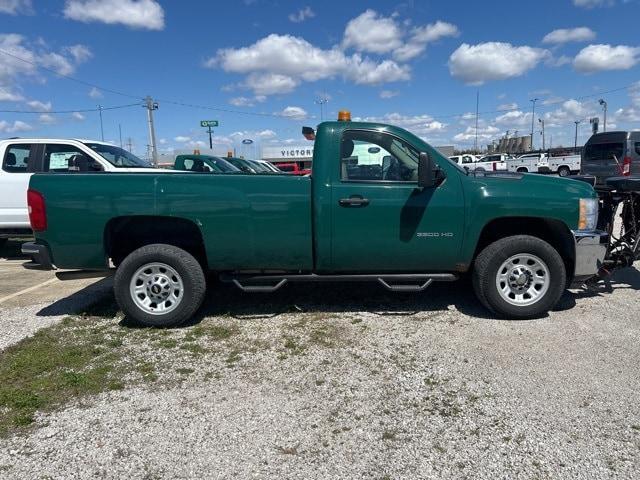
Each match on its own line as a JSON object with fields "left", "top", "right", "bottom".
{"left": 0, "top": 138, "right": 155, "bottom": 245}
{"left": 507, "top": 152, "right": 581, "bottom": 177}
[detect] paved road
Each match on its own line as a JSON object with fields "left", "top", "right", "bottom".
{"left": 0, "top": 239, "right": 111, "bottom": 350}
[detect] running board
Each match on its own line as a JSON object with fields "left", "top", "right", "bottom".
{"left": 221, "top": 273, "right": 457, "bottom": 293}
{"left": 55, "top": 269, "right": 114, "bottom": 281}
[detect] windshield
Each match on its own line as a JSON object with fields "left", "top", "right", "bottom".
{"left": 85, "top": 143, "right": 152, "bottom": 168}
{"left": 211, "top": 157, "right": 240, "bottom": 173}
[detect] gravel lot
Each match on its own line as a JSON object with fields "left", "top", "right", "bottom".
{"left": 0, "top": 267, "right": 639, "bottom": 479}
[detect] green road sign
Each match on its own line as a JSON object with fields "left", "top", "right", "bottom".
{"left": 200, "top": 120, "right": 219, "bottom": 127}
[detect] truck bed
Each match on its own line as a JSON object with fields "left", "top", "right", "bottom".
{"left": 29, "top": 173, "right": 313, "bottom": 271}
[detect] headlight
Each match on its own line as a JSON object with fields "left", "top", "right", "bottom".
{"left": 578, "top": 198, "right": 598, "bottom": 230}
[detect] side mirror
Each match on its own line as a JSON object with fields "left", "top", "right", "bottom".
{"left": 418, "top": 152, "right": 435, "bottom": 188}
{"left": 418, "top": 151, "right": 446, "bottom": 188}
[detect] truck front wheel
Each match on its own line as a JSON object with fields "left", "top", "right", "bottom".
{"left": 114, "top": 244, "right": 206, "bottom": 327}
{"left": 472, "top": 235, "right": 566, "bottom": 319}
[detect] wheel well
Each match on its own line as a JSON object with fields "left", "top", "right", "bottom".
{"left": 473, "top": 217, "right": 575, "bottom": 280}
{"left": 517, "top": 167, "right": 528, "bottom": 173}
{"left": 105, "top": 216, "right": 207, "bottom": 267}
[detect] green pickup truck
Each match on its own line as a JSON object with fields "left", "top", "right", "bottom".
{"left": 23, "top": 115, "right": 607, "bottom": 326}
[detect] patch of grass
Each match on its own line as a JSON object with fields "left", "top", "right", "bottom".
{"left": 184, "top": 324, "right": 239, "bottom": 342}
{"left": 179, "top": 343, "right": 206, "bottom": 356}
{"left": 283, "top": 336, "right": 306, "bottom": 356}
{"left": 156, "top": 339, "right": 178, "bottom": 349}
{"left": 0, "top": 320, "right": 128, "bottom": 436}
{"left": 631, "top": 425, "right": 640, "bottom": 431}
{"left": 175, "top": 367, "right": 194, "bottom": 375}
{"left": 136, "top": 362, "right": 158, "bottom": 382}
{"left": 225, "top": 349, "right": 242, "bottom": 367}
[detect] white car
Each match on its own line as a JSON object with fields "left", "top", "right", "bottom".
{"left": 0, "top": 138, "right": 156, "bottom": 240}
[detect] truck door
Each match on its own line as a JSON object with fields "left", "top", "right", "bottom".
{"left": 330, "top": 129, "right": 464, "bottom": 272}
{"left": 0, "top": 143, "right": 37, "bottom": 229}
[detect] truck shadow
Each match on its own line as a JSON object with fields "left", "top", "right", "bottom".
{"left": 568, "top": 266, "right": 640, "bottom": 300}
{"left": 0, "top": 238, "right": 32, "bottom": 261}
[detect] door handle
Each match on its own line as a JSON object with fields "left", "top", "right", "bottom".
{"left": 339, "top": 196, "right": 370, "bottom": 207}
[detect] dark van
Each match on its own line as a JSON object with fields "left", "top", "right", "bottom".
{"left": 581, "top": 131, "right": 640, "bottom": 184}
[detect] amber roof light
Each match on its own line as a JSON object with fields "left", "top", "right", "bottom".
{"left": 337, "top": 110, "right": 351, "bottom": 122}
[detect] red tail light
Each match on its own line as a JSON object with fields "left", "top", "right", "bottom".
{"left": 27, "top": 189, "right": 47, "bottom": 232}
{"left": 621, "top": 156, "right": 632, "bottom": 176}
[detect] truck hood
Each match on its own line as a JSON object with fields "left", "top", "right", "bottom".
{"left": 472, "top": 170, "right": 597, "bottom": 200}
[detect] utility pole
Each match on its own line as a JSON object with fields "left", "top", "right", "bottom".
{"left": 599, "top": 99, "right": 607, "bottom": 132}
{"left": 474, "top": 90, "right": 479, "bottom": 153}
{"left": 118, "top": 123, "right": 123, "bottom": 148}
{"left": 144, "top": 96, "right": 159, "bottom": 167}
{"left": 315, "top": 95, "right": 329, "bottom": 122}
{"left": 530, "top": 98, "right": 538, "bottom": 151}
{"left": 207, "top": 124, "right": 213, "bottom": 149}
{"left": 98, "top": 104, "right": 104, "bottom": 141}
{"left": 574, "top": 120, "right": 581, "bottom": 150}
{"left": 538, "top": 118, "right": 545, "bottom": 150}
{"left": 126, "top": 137, "right": 133, "bottom": 153}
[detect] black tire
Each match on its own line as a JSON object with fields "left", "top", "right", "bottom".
{"left": 517, "top": 167, "right": 528, "bottom": 173}
{"left": 472, "top": 235, "right": 566, "bottom": 319}
{"left": 114, "top": 244, "right": 206, "bottom": 327}
{"left": 558, "top": 166, "right": 570, "bottom": 177}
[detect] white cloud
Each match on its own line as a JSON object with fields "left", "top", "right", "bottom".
{"left": 288, "top": 6, "right": 314, "bottom": 23}
{"left": 495, "top": 110, "right": 532, "bottom": 127}
{"left": 63, "top": 0, "right": 165, "bottom": 30}
{"left": 542, "top": 99, "right": 596, "bottom": 126}
{"left": 0, "top": 34, "right": 92, "bottom": 97}
{"left": 355, "top": 112, "right": 446, "bottom": 137}
{"left": 394, "top": 21, "right": 459, "bottom": 61}
{"left": 573, "top": 0, "right": 614, "bottom": 7}
{"left": 64, "top": 44, "right": 92, "bottom": 63}
{"left": 228, "top": 95, "right": 266, "bottom": 107}
{"left": 573, "top": 44, "right": 640, "bottom": 72}
{"left": 71, "top": 111, "right": 85, "bottom": 120}
{"left": 27, "top": 99, "right": 52, "bottom": 111}
{"left": 211, "top": 34, "right": 409, "bottom": 96}
{"left": 497, "top": 102, "right": 518, "bottom": 110}
{"left": 342, "top": 9, "right": 403, "bottom": 54}
{"left": 0, "top": 88, "right": 23, "bottom": 101}
{"left": 379, "top": 90, "right": 399, "bottom": 99}
{"left": 546, "top": 54, "right": 572, "bottom": 67}
{"left": 38, "top": 113, "right": 56, "bottom": 124}
{"left": 453, "top": 125, "right": 500, "bottom": 142}
{"left": 342, "top": 10, "right": 458, "bottom": 62}
{"left": 0, "top": 0, "right": 32, "bottom": 15}
{"left": 542, "top": 27, "right": 596, "bottom": 44}
{"left": 0, "top": 119, "right": 32, "bottom": 133}
{"left": 278, "top": 106, "right": 307, "bottom": 120}
{"left": 88, "top": 86, "right": 103, "bottom": 99}
{"left": 448, "top": 42, "right": 549, "bottom": 85}
{"left": 256, "top": 129, "right": 276, "bottom": 139}
{"left": 174, "top": 136, "right": 191, "bottom": 142}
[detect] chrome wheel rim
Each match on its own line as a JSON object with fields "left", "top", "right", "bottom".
{"left": 495, "top": 254, "right": 550, "bottom": 307}
{"left": 130, "top": 262, "right": 184, "bottom": 315}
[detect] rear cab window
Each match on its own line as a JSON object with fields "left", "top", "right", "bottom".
{"left": 2, "top": 144, "right": 33, "bottom": 173}
{"left": 583, "top": 142, "right": 624, "bottom": 162}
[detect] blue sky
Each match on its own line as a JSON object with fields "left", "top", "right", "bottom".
{"left": 1, "top": 0, "right": 639, "bottom": 157}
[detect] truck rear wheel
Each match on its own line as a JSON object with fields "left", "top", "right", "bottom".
{"left": 472, "top": 235, "right": 565, "bottom": 319}
{"left": 114, "top": 244, "right": 206, "bottom": 327}
{"left": 558, "top": 166, "right": 570, "bottom": 177}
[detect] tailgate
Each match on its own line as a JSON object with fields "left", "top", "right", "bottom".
{"left": 582, "top": 141, "right": 625, "bottom": 181}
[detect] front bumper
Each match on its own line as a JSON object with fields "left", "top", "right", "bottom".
{"left": 571, "top": 230, "right": 608, "bottom": 286}
{"left": 21, "top": 242, "right": 55, "bottom": 270}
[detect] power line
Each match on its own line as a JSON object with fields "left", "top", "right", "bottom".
{"left": 0, "top": 103, "right": 141, "bottom": 114}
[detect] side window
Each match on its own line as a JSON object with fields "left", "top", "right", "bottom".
{"left": 340, "top": 130, "right": 419, "bottom": 182}
{"left": 462, "top": 155, "right": 474, "bottom": 164}
{"left": 44, "top": 144, "right": 103, "bottom": 173}
{"left": 2, "top": 144, "right": 32, "bottom": 173}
